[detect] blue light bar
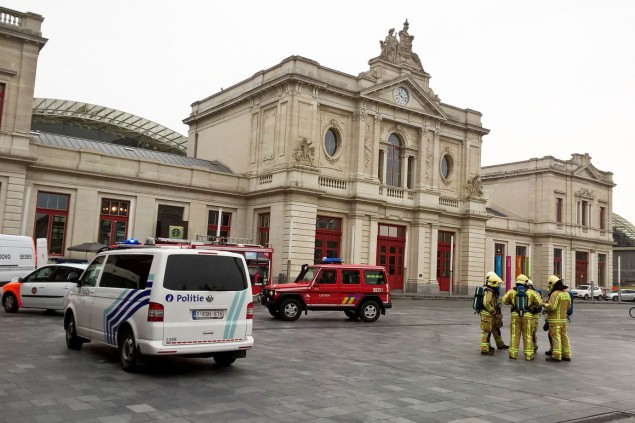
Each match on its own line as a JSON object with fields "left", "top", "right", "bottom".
{"left": 322, "top": 257, "right": 342, "bottom": 264}
{"left": 124, "top": 238, "right": 141, "bottom": 245}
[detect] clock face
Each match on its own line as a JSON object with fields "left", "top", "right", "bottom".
{"left": 394, "top": 87, "right": 409, "bottom": 105}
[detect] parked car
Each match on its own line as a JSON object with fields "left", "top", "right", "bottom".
{"left": 605, "top": 289, "right": 635, "bottom": 302}
{"left": 2, "top": 263, "right": 87, "bottom": 313}
{"left": 570, "top": 285, "right": 605, "bottom": 300}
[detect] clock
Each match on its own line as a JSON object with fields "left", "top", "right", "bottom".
{"left": 394, "top": 87, "right": 409, "bottom": 105}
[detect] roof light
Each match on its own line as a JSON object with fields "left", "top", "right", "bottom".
{"left": 124, "top": 238, "right": 140, "bottom": 244}
{"left": 322, "top": 257, "right": 342, "bottom": 264}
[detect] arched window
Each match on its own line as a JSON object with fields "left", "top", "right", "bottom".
{"left": 386, "top": 134, "right": 402, "bottom": 187}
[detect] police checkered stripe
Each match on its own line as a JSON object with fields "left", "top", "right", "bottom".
{"left": 104, "top": 288, "right": 151, "bottom": 345}
{"left": 341, "top": 294, "right": 359, "bottom": 304}
{"left": 223, "top": 290, "right": 247, "bottom": 340}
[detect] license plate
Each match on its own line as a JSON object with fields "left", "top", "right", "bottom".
{"left": 192, "top": 309, "right": 224, "bottom": 320}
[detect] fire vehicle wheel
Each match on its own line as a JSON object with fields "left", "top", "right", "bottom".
{"left": 344, "top": 309, "right": 360, "bottom": 320}
{"left": 65, "top": 315, "right": 83, "bottom": 350}
{"left": 2, "top": 293, "right": 18, "bottom": 313}
{"left": 359, "top": 301, "right": 380, "bottom": 322}
{"left": 267, "top": 306, "right": 280, "bottom": 318}
{"left": 119, "top": 329, "right": 139, "bottom": 372}
{"left": 280, "top": 298, "right": 302, "bottom": 321}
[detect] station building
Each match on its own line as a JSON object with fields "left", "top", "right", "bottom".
{"left": 0, "top": 6, "right": 617, "bottom": 294}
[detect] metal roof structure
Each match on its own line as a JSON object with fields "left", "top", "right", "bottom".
{"left": 32, "top": 98, "right": 188, "bottom": 155}
{"left": 613, "top": 213, "right": 635, "bottom": 247}
{"left": 31, "top": 132, "right": 232, "bottom": 174}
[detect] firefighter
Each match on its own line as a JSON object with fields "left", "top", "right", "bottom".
{"left": 543, "top": 275, "right": 572, "bottom": 362}
{"left": 526, "top": 280, "right": 543, "bottom": 352}
{"left": 487, "top": 273, "right": 509, "bottom": 352}
{"left": 480, "top": 272, "right": 504, "bottom": 355}
{"left": 502, "top": 274, "right": 540, "bottom": 360}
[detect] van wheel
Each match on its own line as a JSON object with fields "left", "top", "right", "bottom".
{"left": 344, "top": 309, "right": 360, "bottom": 320}
{"left": 359, "top": 301, "right": 380, "bottom": 322}
{"left": 213, "top": 352, "right": 236, "bottom": 367}
{"left": 2, "top": 293, "right": 18, "bottom": 313}
{"left": 267, "top": 306, "right": 280, "bottom": 318}
{"left": 119, "top": 329, "right": 139, "bottom": 372}
{"left": 280, "top": 298, "right": 301, "bottom": 321}
{"left": 65, "top": 315, "right": 82, "bottom": 350}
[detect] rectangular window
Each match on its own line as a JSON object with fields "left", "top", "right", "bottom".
{"left": 207, "top": 210, "right": 231, "bottom": 238}
{"left": 516, "top": 246, "right": 527, "bottom": 276}
{"left": 364, "top": 270, "right": 386, "bottom": 285}
{"left": 600, "top": 207, "right": 606, "bottom": 230}
{"left": 578, "top": 200, "right": 588, "bottom": 226}
{"left": 156, "top": 205, "right": 187, "bottom": 239}
{"left": 98, "top": 199, "right": 130, "bottom": 246}
{"left": 378, "top": 150, "right": 384, "bottom": 183}
{"left": 556, "top": 198, "right": 563, "bottom": 223}
{"left": 407, "top": 157, "right": 414, "bottom": 189}
{"left": 164, "top": 255, "right": 247, "bottom": 291}
{"left": 35, "top": 192, "right": 69, "bottom": 255}
{"left": 598, "top": 254, "right": 606, "bottom": 285}
{"left": 342, "top": 270, "right": 360, "bottom": 285}
{"left": 258, "top": 213, "right": 270, "bottom": 246}
{"left": 553, "top": 248, "right": 562, "bottom": 277}
{"left": 100, "top": 254, "right": 153, "bottom": 289}
{"left": 0, "top": 83, "right": 5, "bottom": 129}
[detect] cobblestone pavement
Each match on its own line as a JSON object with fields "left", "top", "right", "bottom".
{"left": 0, "top": 298, "right": 634, "bottom": 423}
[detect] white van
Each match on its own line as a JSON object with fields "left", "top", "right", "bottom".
{"left": 64, "top": 248, "right": 254, "bottom": 371}
{"left": 0, "top": 235, "right": 48, "bottom": 285}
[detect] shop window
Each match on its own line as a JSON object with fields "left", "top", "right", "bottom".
{"left": 98, "top": 199, "right": 129, "bottom": 246}
{"left": 156, "top": 205, "right": 187, "bottom": 239}
{"left": 553, "top": 248, "right": 563, "bottom": 278}
{"left": 598, "top": 254, "right": 606, "bottom": 285}
{"left": 34, "top": 192, "right": 69, "bottom": 255}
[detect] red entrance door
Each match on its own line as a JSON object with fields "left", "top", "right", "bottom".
{"left": 437, "top": 231, "right": 453, "bottom": 292}
{"left": 376, "top": 224, "right": 405, "bottom": 290}
{"left": 575, "top": 251, "right": 588, "bottom": 286}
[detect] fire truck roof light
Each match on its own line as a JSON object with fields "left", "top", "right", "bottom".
{"left": 322, "top": 257, "right": 342, "bottom": 264}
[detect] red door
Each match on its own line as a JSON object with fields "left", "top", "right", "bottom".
{"left": 437, "top": 231, "right": 453, "bottom": 292}
{"left": 376, "top": 224, "right": 405, "bottom": 290}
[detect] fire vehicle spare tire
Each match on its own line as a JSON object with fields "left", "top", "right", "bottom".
{"left": 359, "top": 300, "right": 380, "bottom": 322}
{"left": 280, "top": 298, "right": 302, "bottom": 321}
{"left": 344, "top": 309, "right": 360, "bottom": 320}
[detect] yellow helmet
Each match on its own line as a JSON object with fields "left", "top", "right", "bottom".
{"left": 516, "top": 274, "right": 528, "bottom": 285}
{"left": 548, "top": 274, "right": 560, "bottom": 289}
{"left": 488, "top": 275, "right": 502, "bottom": 287}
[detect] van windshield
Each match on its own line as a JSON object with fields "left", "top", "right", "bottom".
{"left": 164, "top": 255, "right": 247, "bottom": 291}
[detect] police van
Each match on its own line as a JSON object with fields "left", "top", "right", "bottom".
{"left": 64, "top": 248, "right": 254, "bottom": 371}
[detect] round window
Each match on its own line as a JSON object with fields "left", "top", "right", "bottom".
{"left": 441, "top": 154, "right": 452, "bottom": 179}
{"left": 324, "top": 129, "right": 338, "bottom": 156}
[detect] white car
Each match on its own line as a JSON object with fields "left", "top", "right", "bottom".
{"left": 570, "top": 285, "right": 605, "bottom": 300}
{"left": 604, "top": 289, "right": 635, "bottom": 302}
{"left": 2, "top": 263, "right": 87, "bottom": 312}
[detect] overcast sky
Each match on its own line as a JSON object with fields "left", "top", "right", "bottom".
{"left": 6, "top": 1, "right": 635, "bottom": 224}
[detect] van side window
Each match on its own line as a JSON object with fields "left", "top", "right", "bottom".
{"left": 342, "top": 270, "right": 360, "bottom": 284}
{"left": 364, "top": 270, "right": 385, "bottom": 285}
{"left": 81, "top": 256, "right": 105, "bottom": 287}
{"left": 100, "top": 254, "right": 153, "bottom": 290}
{"left": 164, "top": 254, "right": 247, "bottom": 291}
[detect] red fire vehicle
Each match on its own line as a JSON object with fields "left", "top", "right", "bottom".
{"left": 117, "top": 237, "right": 273, "bottom": 296}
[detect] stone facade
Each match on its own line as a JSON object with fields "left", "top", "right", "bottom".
{"left": 481, "top": 154, "right": 615, "bottom": 293}
{"left": 0, "top": 10, "right": 616, "bottom": 294}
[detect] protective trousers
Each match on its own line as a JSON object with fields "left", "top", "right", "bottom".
{"left": 548, "top": 322, "right": 571, "bottom": 360}
{"left": 480, "top": 313, "right": 494, "bottom": 352}
{"left": 488, "top": 312, "right": 506, "bottom": 348}
{"left": 508, "top": 313, "right": 534, "bottom": 360}
{"left": 532, "top": 314, "right": 539, "bottom": 351}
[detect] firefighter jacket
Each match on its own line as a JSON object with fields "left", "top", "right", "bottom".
{"left": 544, "top": 290, "right": 571, "bottom": 323}
{"left": 502, "top": 287, "right": 541, "bottom": 316}
{"left": 481, "top": 287, "right": 497, "bottom": 316}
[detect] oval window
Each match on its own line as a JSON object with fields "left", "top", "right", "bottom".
{"left": 324, "top": 129, "right": 338, "bottom": 156}
{"left": 441, "top": 154, "right": 452, "bottom": 179}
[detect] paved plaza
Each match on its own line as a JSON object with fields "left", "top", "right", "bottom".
{"left": 0, "top": 297, "right": 634, "bottom": 423}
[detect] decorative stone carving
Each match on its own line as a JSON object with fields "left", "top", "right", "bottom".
{"left": 358, "top": 68, "right": 379, "bottom": 81}
{"left": 352, "top": 109, "right": 367, "bottom": 121}
{"left": 575, "top": 187, "right": 595, "bottom": 199}
{"left": 377, "top": 20, "right": 423, "bottom": 70}
{"left": 466, "top": 174, "right": 484, "bottom": 198}
{"left": 293, "top": 138, "right": 315, "bottom": 166}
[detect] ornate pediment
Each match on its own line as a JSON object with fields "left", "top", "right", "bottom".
{"left": 360, "top": 78, "right": 446, "bottom": 119}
